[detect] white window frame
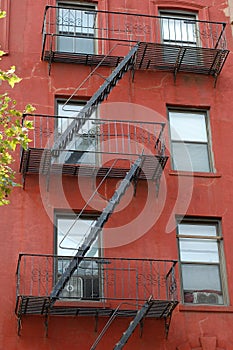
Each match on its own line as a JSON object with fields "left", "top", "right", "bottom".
{"left": 177, "top": 218, "right": 228, "bottom": 305}
{"left": 56, "top": 1, "right": 97, "bottom": 54}
{"left": 168, "top": 108, "right": 214, "bottom": 173}
{"left": 55, "top": 212, "right": 102, "bottom": 300}
{"left": 56, "top": 99, "right": 99, "bottom": 165}
{"left": 160, "top": 10, "right": 198, "bottom": 47}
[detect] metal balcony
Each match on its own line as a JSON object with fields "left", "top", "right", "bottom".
{"left": 41, "top": 5, "right": 229, "bottom": 80}
{"left": 20, "top": 114, "right": 168, "bottom": 187}
{"left": 15, "top": 254, "right": 178, "bottom": 335}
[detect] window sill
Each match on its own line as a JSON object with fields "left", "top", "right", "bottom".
{"left": 169, "top": 170, "right": 222, "bottom": 178}
{"left": 179, "top": 304, "right": 233, "bottom": 313}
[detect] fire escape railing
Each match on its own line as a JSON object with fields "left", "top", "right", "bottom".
{"left": 22, "top": 114, "right": 165, "bottom": 158}
{"left": 20, "top": 114, "right": 167, "bottom": 187}
{"left": 16, "top": 254, "right": 178, "bottom": 307}
{"left": 42, "top": 6, "right": 228, "bottom": 58}
{"left": 41, "top": 6, "right": 229, "bottom": 82}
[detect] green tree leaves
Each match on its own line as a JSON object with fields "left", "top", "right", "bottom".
{"left": 0, "top": 12, "right": 34, "bottom": 204}
{"left": 0, "top": 93, "right": 34, "bottom": 205}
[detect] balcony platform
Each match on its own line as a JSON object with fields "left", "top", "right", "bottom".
{"left": 43, "top": 42, "right": 229, "bottom": 79}
{"left": 20, "top": 116, "right": 168, "bottom": 189}
{"left": 20, "top": 148, "right": 168, "bottom": 182}
{"left": 15, "top": 255, "right": 178, "bottom": 337}
{"left": 16, "top": 295, "right": 178, "bottom": 319}
{"left": 42, "top": 7, "right": 229, "bottom": 80}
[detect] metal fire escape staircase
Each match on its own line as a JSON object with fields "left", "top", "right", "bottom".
{"left": 51, "top": 43, "right": 139, "bottom": 158}
{"left": 50, "top": 156, "right": 143, "bottom": 302}
{"left": 113, "top": 297, "right": 154, "bottom": 350}
{"left": 47, "top": 44, "right": 171, "bottom": 348}
{"left": 16, "top": 43, "right": 178, "bottom": 343}
{"left": 50, "top": 43, "right": 143, "bottom": 302}
{"left": 50, "top": 42, "right": 159, "bottom": 303}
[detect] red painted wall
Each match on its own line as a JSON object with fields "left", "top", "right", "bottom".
{"left": 1, "top": 0, "right": 233, "bottom": 349}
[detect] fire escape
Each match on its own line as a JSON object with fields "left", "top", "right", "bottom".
{"left": 16, "top": 5, "right": 229, "bottom": 349}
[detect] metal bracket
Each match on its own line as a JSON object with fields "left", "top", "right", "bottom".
{"left": 46, "top": 158, "right": 52, "bottom": 192}
{"left": 214, "top": 73, "right": 218, "bottom": 88}
{"left": 21, "top": 149, "right": 31, "bottom": 190}
{"left": 22, "top": 172, "right": 26, "bottom": 191}
{"left": 132, "top": 156, "right": 145, "bottom": 196}
{"left": 130, "top": 46, "right": 138, "bottom": 82}
{"left": 17, "top": 315, "right": 22, "bottom": 336}
{"left": 44, "top": 314, "right": 49, "bottom": 337}
{"left": 164, "top": 314, "right": 172, "bottom": 339}
{"left": 139, "top": 319, "right": 144, "bottom": 338}
{"left": 94, "top": 312, "right": 99, "bottom": 333}
{"left": 173, "top": 47, "right": 186, "bottom": 84}
{"left": 48, "top": 35, "right": 54, "bottom": 76}
{"left": 133, "top": 176, "right": 139, "bottom": 197}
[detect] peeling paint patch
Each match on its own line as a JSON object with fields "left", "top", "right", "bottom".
{"left": 223, "top": 0, "right": 233, "bottom": 36}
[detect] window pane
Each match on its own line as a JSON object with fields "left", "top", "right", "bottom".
{"left": 57, "top": 217, "right": 98, "bottom": 257}
{"left": 178, "top": 223, "right": 217, "bottom": 237}
{"left": 57, "top": 101, "right": 97, "bottom": 164}
{"left": 57, "top": 102, "right": 83, "bottom": 134}
{"left": 56, "top": 216, "right": 100, "bottom": 300}
{"left": 170, "top": 111, "right": 208, "bottom": 142}
{"left": 57, "top": 6, "right": 95, "bottom": 54}
{"left": 179, "top": 238, "right": 219, "bottom": 262}
{"left": 178, "top": 220, "right": 225, "bottom": 305}
{"left": 58, "top": 8, "right": 95, "bottom": 35}
{"left": 57, "top": 36, "right": 95, "bottom": 54}
{"left": 182, "top": 264, "right": 222, "bottom": 292}
{"left": 57, "top": 102, "right": 95, "bottom": 134}
{"left": 172, "top": 142, "right": 210, "bottom": 172}
{"left": 161, "top": 15, "right": 196, "bottom": 44}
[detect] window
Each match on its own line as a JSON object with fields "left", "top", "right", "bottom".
{"left": 160, "top": 11, "right": 198, "bottom": 47}
{"left": 177, "top": 218, "right": 227, "bottom": 305}
{"left": 169, "top": 109, "right": 213, "bottom": 172}
{"left": 56, "top": 100, "right": 98, "bottom": 164}
{"left": 160, "top": 11, "right": 200, "bottom": 66}
{"left": 57, "top": 2, "right": 96, "bottom": 54}
{"left": 55, "top": 213, "right": 101, "bottom": 300}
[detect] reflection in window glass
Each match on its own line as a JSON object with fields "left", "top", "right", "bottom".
{"left": 56, "top": 101, "right": 98, "bottom": 165}
{"left": 169, "top": 109, "right": 212, "bottom": 172}
{"left": 177, "top": 220, "right": 226, "bottom": 305}
{"left": 55, "top": 214, "right": 101, "bottom": 300}
{"left": 57, "top": 3, "right": 96, "bottom": 54}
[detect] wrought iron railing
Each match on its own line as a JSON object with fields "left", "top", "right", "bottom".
{"left": 22, "top": 114, "right": 166, "bottom": 159}
{"left": 42, "top": 5, "right": 227, "bottom": 59}
{"left": 16, "top": 254, "right": 178, "bottom": 304}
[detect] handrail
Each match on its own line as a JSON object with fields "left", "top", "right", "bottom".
{"left": 16, "top": 252, "right": 178, "bottom": 266}
{"left": 42, "top": 5, "right": 227, "bottom": 26}
{"left": 22, "top": 113, "right": 166, "bottom": 127}
{"left": 90, "top": 301, "right": 146, "bottom": 350}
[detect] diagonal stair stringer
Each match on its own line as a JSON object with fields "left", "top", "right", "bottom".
{"left": 113, "top": 297, "right": 154, "bottom": 350}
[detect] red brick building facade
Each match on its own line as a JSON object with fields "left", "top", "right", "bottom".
{"left": 1, "top": 0, "right": 233, "bottom": 349}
